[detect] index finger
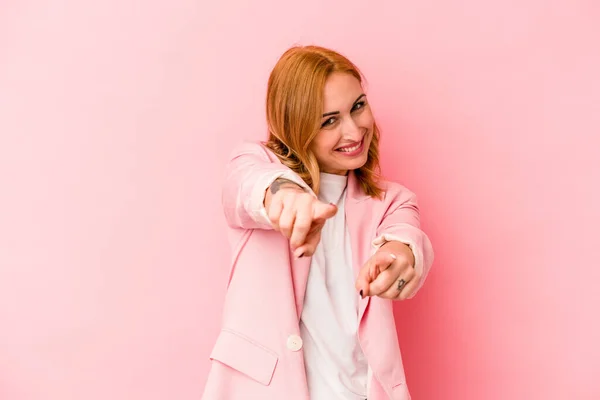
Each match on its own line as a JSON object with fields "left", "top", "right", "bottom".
{"left": 355, "top": 252, "right": 397, "bottom": 297}
{"left": 312, "top": 201, "right": 337, "bottom": 223}
{"left": 355, "top": 258, "right": 374, "bottom": 298}
{"left": 289, "top": 203, "right": 312, "bottom": 249}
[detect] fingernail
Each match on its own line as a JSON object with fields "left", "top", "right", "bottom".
{"left": 298, "top": 253, "right": 304, "bottom": 258}
{"left": 359, "top": 290, "right": 364, "bottom": 299}
{"left": 329, "top": 202, "right": 336, "bottom": 206}
{"left": 390, "top": 253, "right": 397, "bottom": 260}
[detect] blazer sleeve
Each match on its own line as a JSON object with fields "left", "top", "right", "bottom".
{"left": 372, "top": 183, "right": 434, "bottom": 298}
{"left": 221, "top": 141, "right": 312, "bottom": 230}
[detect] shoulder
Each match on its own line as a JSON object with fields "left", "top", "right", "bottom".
{"left": 228, "top": 140, "right": 281, "bottom": 163}
{"left": 375, "top": 179, "right": 418, "bottom": 205}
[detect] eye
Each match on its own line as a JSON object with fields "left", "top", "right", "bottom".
{"left": 351, "top": 101, "right": 366, "bottom": 112}
{"left": 321, "top": 117, "right": 337, "bottom": 128}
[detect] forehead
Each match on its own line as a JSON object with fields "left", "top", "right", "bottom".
{"left": 322, "top": 72, "right": 363, "bottom": 110}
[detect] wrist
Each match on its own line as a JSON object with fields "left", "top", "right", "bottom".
{"left": 264, "top": 178, "right": 305, "bottom": 209}
{"left": 379, "top": 240, "right": 415, "bottom": 267}
{"left": 270, "top": 178, "right": 304, "bottom": 194}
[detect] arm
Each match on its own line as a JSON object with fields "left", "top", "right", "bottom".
{"left": 221, "top": 141, "right": 311, "bottom": 230}
{"left": 372, "top": 184, "right": 434, "bottom": 299}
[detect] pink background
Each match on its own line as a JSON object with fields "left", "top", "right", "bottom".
{"left": 1, "top": 0, "right": 599, "bottom": 399}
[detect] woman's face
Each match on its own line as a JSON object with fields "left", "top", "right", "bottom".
{"left": 309, "top": 72, "right": 375, "bottom": 176}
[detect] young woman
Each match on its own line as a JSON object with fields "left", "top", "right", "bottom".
{"left": 201, "top": 45, "right": 434, "bottom": 400}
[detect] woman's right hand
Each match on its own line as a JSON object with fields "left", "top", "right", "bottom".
{"left": 264, "top": 178, "right": 337, "bottom": 258}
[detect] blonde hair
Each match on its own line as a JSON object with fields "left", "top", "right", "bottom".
{"left": 264, "top": 45, "right": 383, "bottom": 198}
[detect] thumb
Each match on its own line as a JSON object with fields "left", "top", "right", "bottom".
{"left": 313, "top": 201, "right": 337, "bottom": 221}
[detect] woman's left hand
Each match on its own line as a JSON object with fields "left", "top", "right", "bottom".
{"left": 355, "top": 241, "right": 418, "bottom": 300}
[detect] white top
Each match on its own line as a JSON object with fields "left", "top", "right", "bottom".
{"left": 299, "top": 172, "right": 368, "bottom": 399}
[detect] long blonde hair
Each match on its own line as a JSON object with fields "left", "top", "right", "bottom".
{"left": 264, "top": 45, "right": 383, "bottom": 198}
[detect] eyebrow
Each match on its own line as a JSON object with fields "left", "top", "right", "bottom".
{"left": 322, "top": 94, "right": 366, "bottom": 118}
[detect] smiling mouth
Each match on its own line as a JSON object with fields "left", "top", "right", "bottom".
{"left": 335, "top": 137, "right": 364, "bottom": 153}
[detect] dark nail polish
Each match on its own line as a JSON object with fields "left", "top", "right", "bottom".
{"left": 359, "top": 290, "right": 364, "bottom": 298}
{"left": 298, "top": 253, "right": 304, "bottom": 258}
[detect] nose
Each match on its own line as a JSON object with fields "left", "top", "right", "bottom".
{"left": 341, "top": 115, "right": 363, "bottom": 141}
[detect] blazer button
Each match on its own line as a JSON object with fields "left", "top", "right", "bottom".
{"left": 286, "top": 334, "right": 303, "bottom": 351}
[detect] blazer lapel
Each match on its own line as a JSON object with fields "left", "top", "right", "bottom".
{"left": 345, "top": 171, "right": 372, "bottom": 322}
{"left": 291, "top": 254, "right": 311, "bottom": 319}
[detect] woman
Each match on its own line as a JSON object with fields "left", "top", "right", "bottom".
{"left": 201, "top": 45, "right": 434, "bottom": 400}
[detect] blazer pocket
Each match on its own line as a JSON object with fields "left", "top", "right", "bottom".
{"left": 209, "top": 328, "right": 278, "bottom": 386}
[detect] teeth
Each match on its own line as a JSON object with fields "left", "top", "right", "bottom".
{"left": 338, "top": 143, "right": 361, "bottom": 152}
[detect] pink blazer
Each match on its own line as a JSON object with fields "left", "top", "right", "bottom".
{"left": 202, "top": 141, "right": 434, "bottom": 400}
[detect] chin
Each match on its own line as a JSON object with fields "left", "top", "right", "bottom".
{"left": 349, "top": 159, "right": 369, "bottom": 171}
{"left": 340, "top": 154, "right": 369, "bottom": 172}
